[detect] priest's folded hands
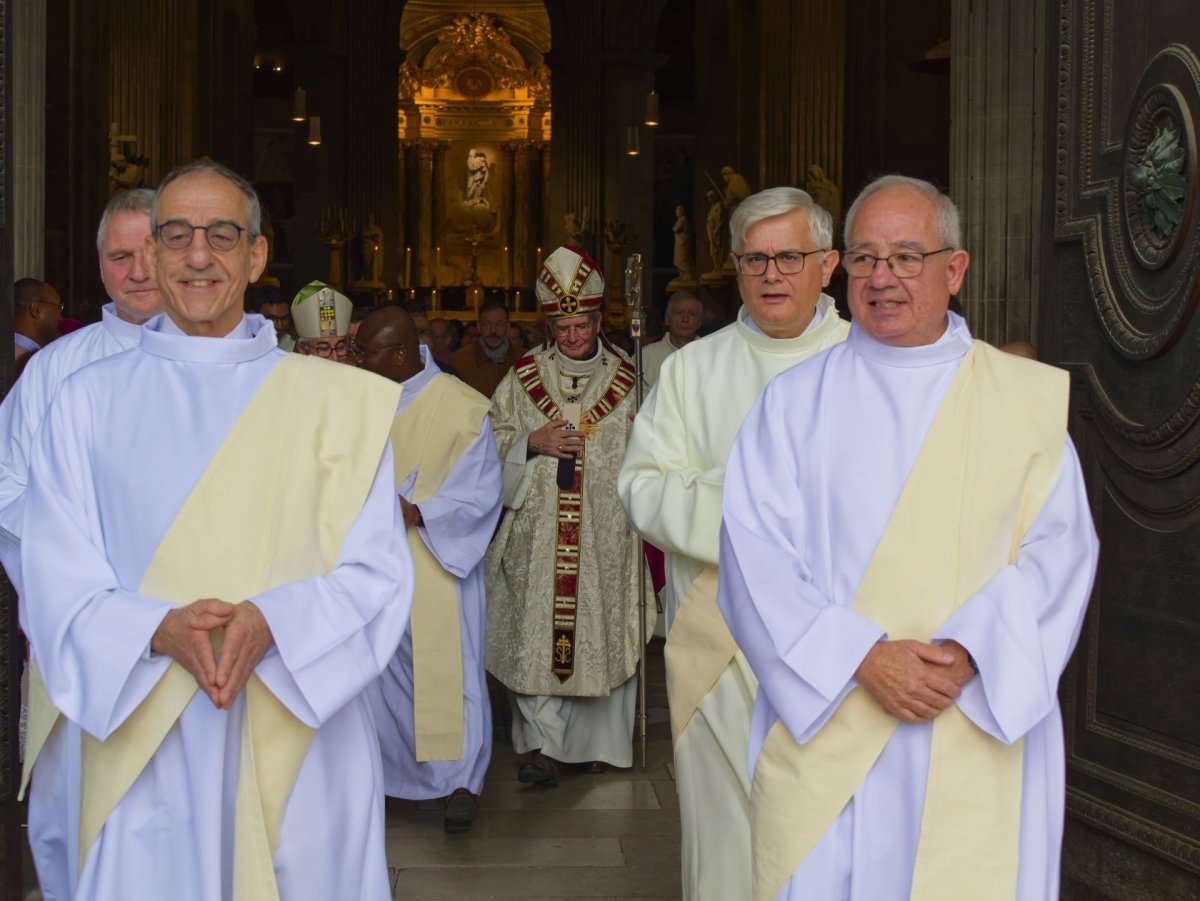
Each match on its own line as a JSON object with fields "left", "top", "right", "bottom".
{"left": 853, "top": 638, "right": 976, "bottom": 723}
{"left": 150, "top": 598, "right": 276, "bottom": 709}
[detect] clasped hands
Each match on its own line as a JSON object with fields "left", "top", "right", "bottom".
{"left": 150, "top": 598, "right": 274, "bottom": 710}
{"left": 529, "top": 420, "right": 585, "bottom": 460}
{"left": 854, "top": 639, "right": 976, "bottom": 724}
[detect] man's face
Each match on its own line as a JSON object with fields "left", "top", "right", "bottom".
{"left": 411, "top": 313, "right": 433, "bottom": 347}
{"left": 550, "top": 313, "right": 599, "bottom": 360}
{"left": 297, "top": 336, "right": 352, "bottom": 363}
{"left": 32, "top": 285, "right": 64, "bottom": 345}
{"left": 429, "top": 319, "right": 454, "bottom": 358}
{"left": 99, "top": 210, "right": 162, "bottom": 324}
{"left": 146, "top": 171, "right": 267, "bottom": 337}
{"left": 845, "top": 186, "right": 968, "bottom": 348}
{"left": 479, "top": 307, "right": 509, "bottom": 349}
{"left": 258, "top": 301, "right": 292, "bottom": 341}
{"left": 735, "top": 211, "right": 837, "bottom": 339}
{"left": 665, "top": 298, "right": 702, "bottom": 343}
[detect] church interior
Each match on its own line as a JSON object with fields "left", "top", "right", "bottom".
{"left": 1, "top": 0, "right": 1198, "bottom": 898}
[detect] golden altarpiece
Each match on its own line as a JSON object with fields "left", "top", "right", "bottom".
{"left": 398, "top": 12, "right": 550, "bottom": 322}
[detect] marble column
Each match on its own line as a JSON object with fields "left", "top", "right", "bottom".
{"left": 513, "top": 141, "right": 534, "bottom": 287}
{"left": 415, "top": 142, "right": 434, "bottom": 286}
{"left": 757, "top": 0, "right": 846, "bottom": 196}
{"left": 950, "top": 0, "right": 1045, "bottom": 346}
{"left": 431, "top": 141, "right": 448, "bottom": 289}
{"left": 12, "top": 0, "right": 45, "bottom": 279}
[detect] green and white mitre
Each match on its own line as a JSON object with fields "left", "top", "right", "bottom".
{"left": 291, "top": 280, "right": 352, "bottom": 339}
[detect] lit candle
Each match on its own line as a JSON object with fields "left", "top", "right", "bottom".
{"left": 435, "top": 246, "right": 441, "bottom": 288}
{"left": 535, "top": 246, "right": 543, "bottom": 274}
{"left": 502, "top": 244, "right": 509, "bottom": 286}
{"left": 404, "top": 246, "right": 412, "bottom": 289}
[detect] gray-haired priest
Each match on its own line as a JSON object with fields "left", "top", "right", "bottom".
{"left": 484, "top": 246, "right": 653, "bottom": 786}
{"left": 718, "top": 175, "right": 1099, "bottom": 900}
{"left": 619, "top": 186, "right": 848, "bottom": 899}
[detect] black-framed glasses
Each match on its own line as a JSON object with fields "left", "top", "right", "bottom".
{"left": 156, "top": 220, "right": 246, "bottom": 252}
{"left": 842, "top": 247, "right": 953, "bottom": 279}
{"left": 732, "top": 249, "right": 827, "bottom": 276}
{"left": 304, "top": 339, "right": 352, "bottom": 359}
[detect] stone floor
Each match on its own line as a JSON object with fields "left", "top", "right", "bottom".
{"left": 21, "top": 650, "right": 681, "bottom": 900}
{"left": 387, "top": 650, "right": 680, "bottom": 899}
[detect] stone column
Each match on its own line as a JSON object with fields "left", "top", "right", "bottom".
{"left": 513, "top": 141, "right": 534, "bottom": 286}
{"left": 415, "top": 142, "right": 434, "bottom": 286}
{"left": 757, "top": 0, "right": 846, "bottom": 197}
{"left": 950, "top": 0, "right": 1045, "bottom": 346}
{"left": 431, "top": 141, "right": 448, "bottom": 288}
{"left": 13, "top": 0, "right": 45, "bottom": 279}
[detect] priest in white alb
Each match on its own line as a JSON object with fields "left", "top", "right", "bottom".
{"left": 20, "top": 159, "right": 412, "bottom": 901}
{"left": 358, "top": 306, "right": 503, "bottom": 835}
{"left": 485, "top": 246, "right": 652, "bottom": 786}
{"left": 618, "top": 187, "right": 848, "bottom": 899}
{"left": 0, "top": 188, "right": 162, "bottom": 596}
{"left": 718, "top": 175, "right": 1100, "bottom": 900}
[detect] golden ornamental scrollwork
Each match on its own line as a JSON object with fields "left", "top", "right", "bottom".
{"left": 397, "top": 13, "right": 547, "bottom": 101}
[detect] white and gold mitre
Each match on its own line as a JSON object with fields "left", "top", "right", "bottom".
{"left": 291, "top": 280, "right": 352, "bottom": 339}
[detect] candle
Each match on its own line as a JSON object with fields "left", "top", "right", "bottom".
{"left": 502, "top": 245, "right": 509, "bottom": 287}
{"left": 404, "top": 246, "right": 412, "bottom": 289}
{"left": 435, "top": 246, "right": 441, "bottom": 288}
{"left": 535, "top": 246, "right": 543, "bottom": 274}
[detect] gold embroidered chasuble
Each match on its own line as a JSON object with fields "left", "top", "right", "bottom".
{"left": 389, "top": 373, "right": 492, "bottom": 761}
{"left": 749, "top": 342, "right": 1068, "bottom": 900}
{"left": 484, "top": 342, "right": 654, "bottom": 697}
{"left": 22, "top": 354, "right": 399, "bottom": 900}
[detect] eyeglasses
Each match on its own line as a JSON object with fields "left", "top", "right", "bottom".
{"left": 551, "top": 321, "right": 597, "bottom": 338}
{"left": 304, "top": 339, "right": 351, "bottom": 359}
{"left": 156, "top": 220, "right": 247, "bottom": 252}
{"left": 841, "top": 247, "right": 953, "bottom": 279}
{"left": 733, "top": 249, "right": 827, "bottom": 276}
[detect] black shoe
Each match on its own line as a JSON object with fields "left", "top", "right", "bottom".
{"left": 576, "top": 760, "right": 605, "bottom": 774}
{"left": 517, "top": 751, "right": 559, "bottom": 787}
{"left": 442, "top": 788, "right": 480, "bottom": 834}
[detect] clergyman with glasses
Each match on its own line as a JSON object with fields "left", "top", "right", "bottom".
{"left": 483, "top": 245, "right": 654, "bottom": 788}
{"left": 718, "top": 175, "right": 1098, "bottom": 898}
{"left": 618, "top": 186, "right": 848, "bottom": 899}
{"left": 292, "top": 280, "right": 354, "bottom": 363}
{"left": 20, "top": 158, "right": 412, "bottom": 899}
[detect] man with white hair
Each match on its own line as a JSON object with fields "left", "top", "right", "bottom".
{"left": 0, "top": 188, "right": 163, "bottom": 594}
{"left": 486, "top": 246, "right": 652, "bottom": 786}
{"left": 619, "top": 187, "right": 848, "bottom": 899}
{"left": 719, "top": 175, "right": 1098, "bottom": 898}
{"left": 640, "top": 290, "right": 703, "bottom": 388}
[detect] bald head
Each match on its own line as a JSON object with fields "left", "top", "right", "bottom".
{"left": 355, "top": 307, "right": 423, "bottom": 383}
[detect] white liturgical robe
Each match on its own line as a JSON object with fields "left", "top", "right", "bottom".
{"left": 368, "top": 348, "right": 503, "bottom": 798}
{"left": 718, "top": 314, "right": 1099, "bottom": 900}
{"left": 0, "top": 303, "right": 143, "bottom": 593}
{"left": 22, "top": 314, "right": 413, "bottom": 901}
{"left": 618, "top": 299, "right": 848, "bottom": 900}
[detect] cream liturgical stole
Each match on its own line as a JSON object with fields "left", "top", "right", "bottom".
{"left": 22, "top": 354, "right": 399, "bottom": 901}
{"left": 389, "top": 373, "right": 491, "bottom": 761}
{"left": 750, "top": 342, "right": 1068, "bottom": 901}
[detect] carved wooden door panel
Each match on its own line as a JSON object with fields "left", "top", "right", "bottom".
{"left": 1041, "top": 2, "right": 1200, "bottom": 897}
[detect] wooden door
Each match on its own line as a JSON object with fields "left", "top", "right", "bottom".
{"left": 1041, "top": 1, "right": 1200, "bottom": 896}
